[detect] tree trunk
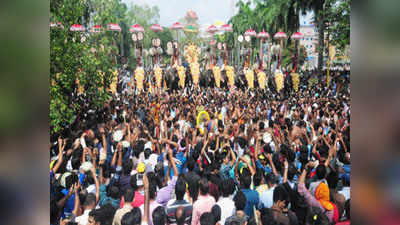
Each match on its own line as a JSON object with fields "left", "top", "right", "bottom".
{"left": 317, "top": 13, "right": 325, "bottom": 76}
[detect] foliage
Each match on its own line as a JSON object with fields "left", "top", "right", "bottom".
{"left": 50, "top": 0, "right": 123, "bottom": 134}
{"left": 325, "top": 0, "right": 350, "bottom": 51}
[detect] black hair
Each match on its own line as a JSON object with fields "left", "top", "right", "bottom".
{"left": 211, "top": 205, "right": 221, "bottom": 223}
{"left": 260, "top": 208, "right": 278, "bottom": 225}
{"left": 124, "top": 188, "right": 135, "bottom": 203}
{"left": 187, "top": 157, "right": 196, "bottom": 171}
{"left": 233, "top": 190, "right": 246, "bottom": 211}
{"left": 240, "top": 170, "right": 251, "bottom": 189}
{"left": 273, "top": 185, "right": 289, "bottom": 205}
{"left": 316, "top": 165, "right": 327, "bottom": 180}
{"left": 149, "top": 183, "right": 157, "bottom": 200}
{"left": 253, "top": 169, "right": 263, "bottom": 186}
{"left": 91, "top": 203, "right": 117, "bottom": 225}
{"left": 326, "top": 171, "right": 339, "bottom": 189}
{"left": 265, "top": 173, "right": 278, "bottom": 186}
{"left": 200, "top": 212, "right": 215, "bottom": 225}
{"left": 83, "top": 193, "right": 96, "bottom": 207}
{"left": 287, "top": 164, "right": 297, "bottom": 181}
{"left": 152, "top": 206, "right": 166, "bottom": 225}
{"left": 175, "top": 177, "right": 186, "bottom": 200}
{"left": 144, "top": 148, "right": 152, "bottom": 159}
{"left": 121, "top": 207, "right": 142, "bottom": 225}
{"left": 199, "top": 177, "right": 209, "bottom": 195}
{"left": 122, "top": 159, "right": 133, "bottom": 176}
{"left": 221, "top": 178, "right": 235, "bottom": 197}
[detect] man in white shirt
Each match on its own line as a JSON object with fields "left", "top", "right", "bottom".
{"left": 75, "top": 193, "right": 96, "bottom": 225}
{"left": 216, "top": 179, "right": 235, "bottom": 225}
{"left": 259, "top": 173, "right": 278, "bottom": 209}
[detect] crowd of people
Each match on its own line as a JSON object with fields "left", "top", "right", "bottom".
{"left": 50, "top": 69, "right": 350, "bottom": 225}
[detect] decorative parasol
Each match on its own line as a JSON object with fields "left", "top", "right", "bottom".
{"left": 274, "top": 31, "right": 287, "bottom": 39}
{"left": 108, "top": 23, "right": 121, "bottom": 32}
{"left": 70, "top": 24, "right": 85, "bottom": 32}
{"left": 150, "top": 24, "right": 163, "bottom": 32}
{"left": 244, "top": 29, "right": 257, "bottom": 37}
{"left": 170, "top": 22, "right": 184, "bottom": 30}
{"left": 257, "top": 30, "right": 270, "bottom": 69}
{"left": 221, "top": 24, "right": 233, "bottom": 32}
{"left": 274, "top": 31, "right": 287, "bottom": 70}
{"left": 207, "top": 25, "right": 218, "bottom": 34}
{"left": 90, "top": 25, "right": 102, "bottom": 33}
{"left": 257, "top": 30, "right": 270, "bottom": 39}
{"left": 50, "top": 22, "right": 64, "bottom": 29}
{"left": 170, "top": 22, "right": 183, "bottom": 65}
{"left": 291, "top": 32, "right": 304, "bottom": 40}
{"left": 130, "top": 24, "right": 144, "bottom": 32}
{"left": 291, "top": 32, "right": 304, "bottom": 72}
{"left": 185, "top": 9, "right": 198, "bottom": 20}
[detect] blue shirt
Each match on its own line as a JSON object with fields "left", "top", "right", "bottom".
{"left": 61, "top": 189, "right": 75, "bottom": 218}
{"left": 256, "top": 160, "right": 272, "bottom": 174}
{"left": 241, "top": 188, "right": 259, "bottom": 218}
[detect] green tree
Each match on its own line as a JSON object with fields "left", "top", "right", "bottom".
{"left": 325, "top": 0, "right": 350, "bottom": 51}
{"left": 50, "top": 0, "right": 125, "bottom": 134}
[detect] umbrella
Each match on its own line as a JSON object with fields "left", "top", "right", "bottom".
{"left": 130, "top": 24, "right": 144, "bottom": 32}
{"left": 257, "top": 30, "right": 270, "bottom": 39}
{"left": 170, "top": 22, "right": 184, "bottom": 30}
{"left": 50, "top": 22, "right": 64, "bottom": 29}
{"left": 221, "top": 24, "right": 233, "bottom": 32}
{"left": 244, "top": 29, "right": 256, "bottom": 37}
{"left": 70, "top": 24, "right": 85, "bottom": 32}
{"left": 185, "top": 9, "right": 198, "bottom": 20}
{"left": 291, "top": 32, "right": 304, "bottom": 40}
{"left": 91, "top": 25, "right": 102, "bottom": 33}
{"left": 274, "top": 31, "right": 287, "bottom": 39}
{"left": 150, "top": 24, "right": 163, "bottom": 32}
{"left": 108, "top": 23, "right": 121, "bottom": 32}
{"left": 207, "top": 25, "right": 218, "bottom": 34}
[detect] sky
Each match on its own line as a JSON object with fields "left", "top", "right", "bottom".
{"left": 122, "top": 0, "right": 314, "bottom": 28}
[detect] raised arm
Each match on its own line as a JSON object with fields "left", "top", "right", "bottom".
{"left": 168, "top": 148, "right": 179, "bottom": 177}
{"left": 266, "top": 153, "right": 278, "bottom": 177}
{"left": 52, "top": 138, "right": 65, "bottom": 174}
{"left": 72, "top": 182, "right": 81, "bottom": 216}
{"left": 91, "top": 166, "right": 100, "bottom": 204}
{"left": 283, "top": 160, "right": 288, "bottom": 183}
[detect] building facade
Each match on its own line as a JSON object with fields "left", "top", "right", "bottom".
{"left": 299, "top": 23, "right": 318, "bottom": 70}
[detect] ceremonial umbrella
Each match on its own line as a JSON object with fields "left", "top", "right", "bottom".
{"left": 130, "top": 24, "right": 144, "bottom": 32}
{"left": 150, "top": 24, "right": 163, "bottom": 32}
{"left": 274, "top": 31, "right": 287, "bottom": 69}
{"left": 257, "top": 30, "right": 270, "bottom": 69}
{"left": 290, "top": 32, "right": 304, "bottom": 72}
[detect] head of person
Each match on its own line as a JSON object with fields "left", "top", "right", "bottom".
{"left": 83, "top": 193, "right": 96, "bottom": 209}
{"left": 122, "top": 159, "right": 133, "bottom": 176}
{"left": 265, "top": 173, "right": 278, "bottom": 188}
{"left": 272, "top": 185, "right": 289, "bottom": 210}
{"left": 221, "top": 178, "right": 235, "bottom": 198}
{"left": 124, "top": 188, "right": 135, "bottom": 204}
{"left": 239, "top": 169, "right": 252, "bottom": 189}
{"left": 175, "top": 177, "right": 187, "bottom": 201}
{"left": 199, "top": 177, "right": 209, "bottom": 196}
{"left": 316, "top": 164, "right": 327, "bottom": 180}
{"left": 211, "top": 204, "right": 221, "bottom": 223}
{"left": 88, "top": 203, "right": 117, "bottom": 225}
{"left": 200, "top": 212, "right": 216, "bottom": 225}
{"left": 152, "top": 206, "right": 166, "bottom": 225}
{"left": 233, "top": 190, "right": 247, "bottom": 211}
{"left": 121, "top": 207, "right": 142, "bottom": 225}
{"left": 253, "top": 169, "right": 264, "bottom": 187}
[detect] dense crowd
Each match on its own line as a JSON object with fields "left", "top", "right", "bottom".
{"left": 50, "top": 71, "right": 350, "bottom": 225}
